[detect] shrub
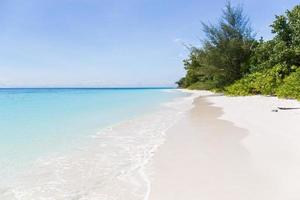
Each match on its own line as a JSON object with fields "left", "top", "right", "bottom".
{"left": 225, "top": 64, "right": 287, "bottom": 96}
{"left": 252, "top": 64, "right": 285, "bottom": 95}
{"left": 187, "top": 80, "right": 218, "bottom": 90}
{"left": 276, "top": 68, "right": 300, "bottom": 100}
{"left": 225, "top": 72, "right": 259, "bottom": 96}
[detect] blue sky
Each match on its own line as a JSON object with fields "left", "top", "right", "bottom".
{"left": 0, "top": 0, "right": 298, "bottom": 87}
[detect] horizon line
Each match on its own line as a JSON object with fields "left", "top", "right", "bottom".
{"left": 0, "top": 86, "right": 177, "bottom": 89}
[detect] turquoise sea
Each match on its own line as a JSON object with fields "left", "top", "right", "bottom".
{"left": 0, "top": 88, "right": 186, "bottom": 170}
{"left": 0, "top": 88, "right": 192, "bottom": 199}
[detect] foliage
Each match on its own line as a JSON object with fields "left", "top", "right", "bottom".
{"left": 276, "top": 68, "right": 300, "bottom": 100}
{"left": 176, "top": 77, "right": 186, "bottom": 88}
{"left": 224, "top": 72, "right": 258, "bottom": 96}
{"left": 250, "top": 5, "right": 300, "bottom": 72}
{"left": 188, "top": 80, "right": 219, "bottom": 90}
{"left": 178, "top": 2, "right": 300, "bottom": 101}
{"left": 181, "top": 2, "right": 255, "bottom": 89}
{"left": 225, "top": 64, "right": 287, "bottom": 96}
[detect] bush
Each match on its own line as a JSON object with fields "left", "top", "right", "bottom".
{"left": 176, "top": 77, "right": 186, "bottom": 88}
{"left": 187, "top": 80, "right": 218, "bottom": 90}
{"left": 252, "top": 64, "right": 285, "bottom": 95}
{"left": 225, "top": 64, "right": 287, "bottom": 96}
{"left": 276, "top": 68, "right": 300, "bottom": 100}
{"left": 225, "top": 72, "right": 259, "bottom": 95}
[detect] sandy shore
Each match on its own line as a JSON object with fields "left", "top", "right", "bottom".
{"left": 149, "top": 91, "right": 300, "bottom": 200}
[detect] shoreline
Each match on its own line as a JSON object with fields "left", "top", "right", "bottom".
{"left": 2, "top": 89, "right": 300, "bottom": 199}
{"left": 0, "top": 89, "right": 199, "bottom": 200}
{"left": 148, "top": 90, "right": 300, "bottom": 200}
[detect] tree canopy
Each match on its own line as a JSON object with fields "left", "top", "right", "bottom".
{"left": 179, "top": 2, "right": 255, "bottom": 89}
{"left": 178, "top": 2, "right": 300, "bottom": 100}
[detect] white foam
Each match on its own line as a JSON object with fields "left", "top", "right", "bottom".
{"left": 0, "top": 90, "right": 200, "bottom": 200}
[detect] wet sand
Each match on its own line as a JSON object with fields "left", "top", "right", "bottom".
{"left": 149, "top": 93, "right": 300, "bottom": 200}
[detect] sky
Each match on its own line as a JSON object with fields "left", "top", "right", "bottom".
{"left": 0, "top": 0, "right": 298, "bottom": 87}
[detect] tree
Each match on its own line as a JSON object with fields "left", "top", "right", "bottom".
{"left": 226, "top": 4, "right": 300, "bottom": 99}
{"left": 180, "top": 2, "right": 255, "bottom": 89}
{"left": 251, "top": 5, "right": 300, "bottom": 72}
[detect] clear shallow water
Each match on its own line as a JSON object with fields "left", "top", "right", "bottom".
{"left": 0, "top": 88, "right": 194, "bottom": 200}
{"left": 0, "top": 88, "right": 185, "bottom": 168}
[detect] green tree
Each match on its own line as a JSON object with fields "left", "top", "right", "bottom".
{"left": 250, "top": 5, "right": 300, "bottom": 72}
{"left": 227, "top": 4, "right": 300, "bottom": 100}
{"left": 179, "top": 2, "right": 255, "bottom": 89}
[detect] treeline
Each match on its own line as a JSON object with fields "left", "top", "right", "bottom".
{"left": 177, "top": 2, "right": 300, "bottom": 100}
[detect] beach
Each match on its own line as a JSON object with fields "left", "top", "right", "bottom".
{"left": 1, "top": 89, "right": 300, "bottom": 199}
{"left": 149, "top": 90, "right": 300, "bottom": 200}
{"left": 1, "top": 0, "right": 299, "bottom": 199}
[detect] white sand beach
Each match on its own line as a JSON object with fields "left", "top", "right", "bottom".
{"left": 149, "top": 91, "right": 300, "bottom": 200}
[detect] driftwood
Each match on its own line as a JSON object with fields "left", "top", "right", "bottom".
{"left": 278, "top": 107, "right": 300, "bottom": 110}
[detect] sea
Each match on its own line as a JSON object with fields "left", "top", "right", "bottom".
{"left": 0, "top": 88, "right": 196, "bottom": 200}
